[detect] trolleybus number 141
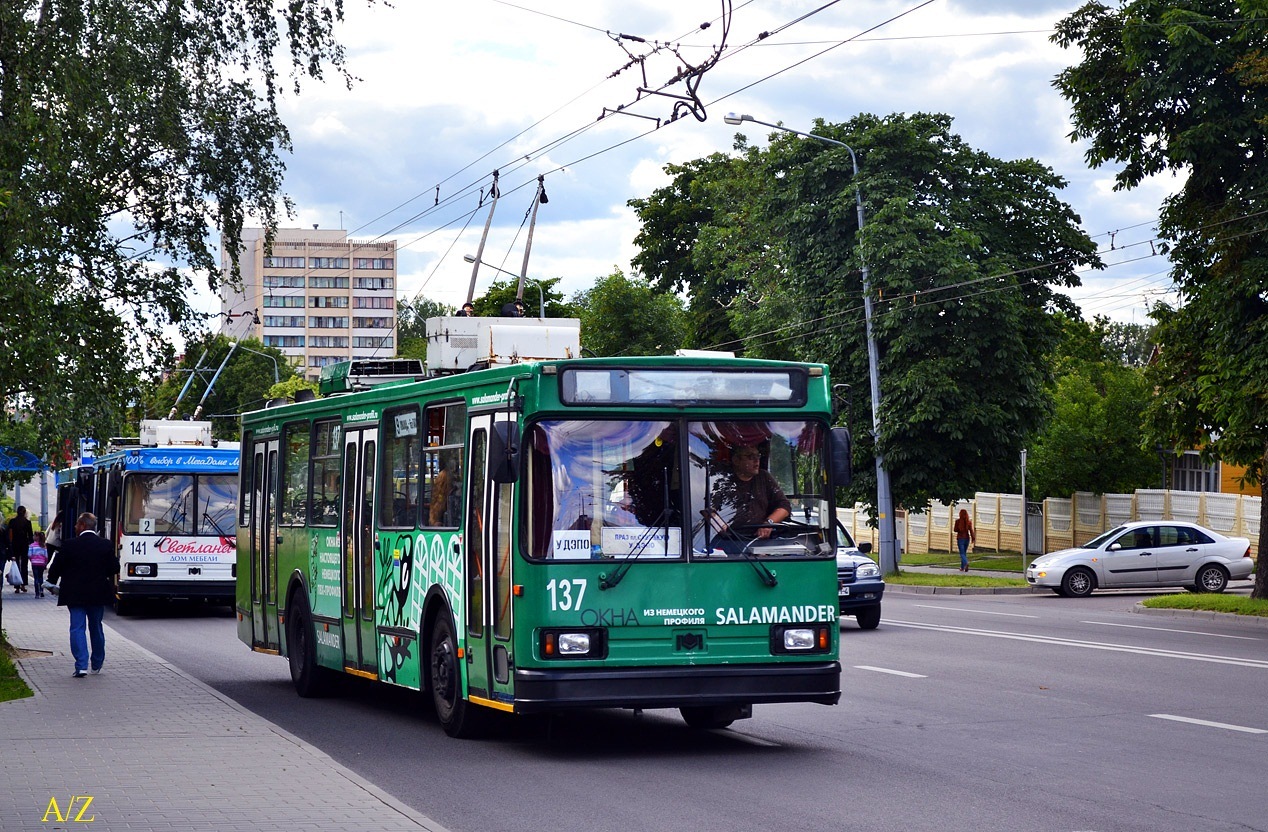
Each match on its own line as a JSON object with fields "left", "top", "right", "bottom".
{"left": 546, "top": 578, "right": 587, "bottom": 611}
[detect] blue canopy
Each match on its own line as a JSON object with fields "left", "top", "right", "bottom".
{"left": 0, "top": 447, "right": 47, "bottom": 473}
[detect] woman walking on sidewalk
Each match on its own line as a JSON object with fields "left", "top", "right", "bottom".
{"left": 954, "top": 509, "right": 975, "bottom": 572}
{"left": 46, "top": 512, "right": 120, "bottom": 677}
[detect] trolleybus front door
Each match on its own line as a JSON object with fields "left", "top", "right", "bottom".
{"left": 341, "top": 427, "right": 379, "bottom": 677}
{"left": 249, "top": 438, "right": 280, "bottom": 650}
{"left": 464, "top": 414, "right": 515, "bottom": 708}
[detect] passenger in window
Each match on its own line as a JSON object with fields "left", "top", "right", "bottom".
{"left": 430, "top": 458, "right": 459, "bottom": 527}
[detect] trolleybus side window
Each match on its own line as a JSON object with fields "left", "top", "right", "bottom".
{"left": 282, "top": 422, "right": 309, "bottom": 526}
{"left": 239, "top": 431, "right": 253, "bottom": 526}
{"left": 311, "top": 419, "right": 342, "bottom": 527}
{"left": 380, "top": 405, "right": 420, "bottom": 529}
{"left": 467, "top": 429, "right": 487, "bottom": 636}
{"left": 423, "top": 402, "right": 466, "bottom": 529}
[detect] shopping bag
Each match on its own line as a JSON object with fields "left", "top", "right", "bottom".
{"left": 5, "top": 559, "right": 20, "bottom": 586}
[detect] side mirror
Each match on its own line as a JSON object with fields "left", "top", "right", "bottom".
{"left": 858, "top": 541, "right": 873, "bottom": 555}
{"left": 489, "top": 421, "right": 521, "bottom": 483}
{"left": 830, "top": 427, "right": 852, "bottom": 488}
{"left": 1107, "top": 543, "right": 1121, "bottom": 552}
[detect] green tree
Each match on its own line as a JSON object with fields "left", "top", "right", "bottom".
{"left": 471, "top": 277, "right": 573, "bottom": 319}
{"left": 571, "top": 270, "right": 688, "bottom": 357}
{"left": 1055, "top": 1, "right": 1268, "bottom": 597}
{"left": 632, "top": 113, "right": 1101, "bottom": 513}
{"left": 148, "top": 335, "right": 295, "bottom": 441}
{"left": 0, "top": 1, "right": 359, "bottom": 462}
{"left": 629, "top": 149, "right": 766, "bottom": 350}
{"left": 1029, "top": 316, "right": 1159, "bottom": 497}
{"left": 397, "top": 296, "right": 454, "bottom": 361}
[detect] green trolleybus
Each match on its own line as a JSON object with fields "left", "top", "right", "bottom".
{"left": 237, "top": 324, "right": 851, "bottom": 737}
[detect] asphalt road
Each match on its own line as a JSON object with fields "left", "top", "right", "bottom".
{"left": 109, "top": 590, "right": 1268, "bottom": 832}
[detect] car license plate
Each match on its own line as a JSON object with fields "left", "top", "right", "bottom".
{"left": 838, "top": 585, "right": 850, "bottom": 596}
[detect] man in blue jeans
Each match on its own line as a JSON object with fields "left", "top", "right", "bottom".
{"left": 46, "top": 512, "right": 120, "bottom": 677}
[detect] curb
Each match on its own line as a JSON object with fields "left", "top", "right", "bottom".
{"left": 1131, "top": 604, "right": 1268, "bottom": 629}
{"left": 886, "top": 584, "right": 1038, "bottom": 596}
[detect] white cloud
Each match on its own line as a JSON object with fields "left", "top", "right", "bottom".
{"left": 196, "top": 0, "right": 1184, "bottom": 329}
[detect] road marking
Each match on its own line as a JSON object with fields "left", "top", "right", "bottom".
{"left": 916, "top": 604, "right": 1038, "bottom": 618}
{"left": 1150, "top": 714, "right": 1268, "bottom": 734}
{"left": 854, "top": 665, "right": 927, "bottom": 678}
{"left": 885, "top": 620, "right": 1268, "bottom": 669}
{"left": 1083, "top": 621, "right": 1258, "bottom": 640}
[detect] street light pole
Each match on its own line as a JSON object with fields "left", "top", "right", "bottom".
{"left": 723, "top": 112, "right": 898, "bottom": 574}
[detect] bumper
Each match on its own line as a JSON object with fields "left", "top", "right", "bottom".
{"left": 117, "top": 579, "right": 235, "bottom": 602}
{"left": 838, "top": 580, "right": 884, "bottom": 614}
{"left": 1025, "top": 569, "right": 1061, "bottom": 588}
{"left": 512, "top": 661, "right": 841, "bottom": 713}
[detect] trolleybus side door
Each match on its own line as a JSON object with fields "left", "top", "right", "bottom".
{"left": 341, "top": 426, "right": 380, "bottom": 676}
{"left": 249, "top": 438, "right": 280, "bottom": 649}
{"left": 464, "top": 413, "right": 516, "bottom": 707}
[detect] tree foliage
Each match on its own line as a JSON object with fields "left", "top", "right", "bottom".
{"left": 571, "top": 270, "right": 688, "bottom": 357}
{"left": 397, "top": 296, "right": 455, "bottom": 361}
{"left": 1028, "top": 315, "right": 1159, "bottom": 497}
{"left": 631, "top": 113, "right": 1101, "bottom": 512}
{"left": 1055, "top": 1, "right": 1268, "bottom": 596}
{"left": 0, "top": 0, "right": 360, "bottom": 462}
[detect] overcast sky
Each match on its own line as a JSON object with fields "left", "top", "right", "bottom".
{"left": 210, "top": 0, "right": 1180, "bottom": 329}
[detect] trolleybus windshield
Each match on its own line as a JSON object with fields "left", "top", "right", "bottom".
{"left": 524, "top": 419, "right": 831, "bottom": 561}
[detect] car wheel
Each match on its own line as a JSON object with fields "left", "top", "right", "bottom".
{"left": 1060, "top": 567, "right": 1095, "bottom": 597}
{"left": 1051, "top": 587, "right": 1067, "bottom": 597}
{"left": 854, "top": 605, "right": 881, "bottom": 630}
{"left": 1194, "top": 564, "right": 1228, "bottom": 593}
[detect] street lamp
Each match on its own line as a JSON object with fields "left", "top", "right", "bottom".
{"left": 723, "top": 112, "right": 898, "bottom": 575}
{"left": 236, "top": 344, "right": 281, "bottom": 385}
{"left": 462, "top": 254, "right": 546, "bottom": 318}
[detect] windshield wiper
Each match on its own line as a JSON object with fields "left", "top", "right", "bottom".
{"left": 734, "top": 531, "right": 779, "bottom": 587}
{"left": 202, "top": 496, "right": 232, "bottom": 540}
{"left": 598, "top": 506, "right": 675, "bottom": 590}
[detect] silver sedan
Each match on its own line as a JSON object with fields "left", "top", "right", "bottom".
{"left": 1026, "top": 520, "right": 1254, "bottom": 597}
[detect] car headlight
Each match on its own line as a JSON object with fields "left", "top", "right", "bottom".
{"left": 856, "top": 562, "right": 880, "bottom": 578}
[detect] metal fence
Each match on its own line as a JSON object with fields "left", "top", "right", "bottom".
{"left": 841, "top": 489, "right": 1261, "bottom": 559}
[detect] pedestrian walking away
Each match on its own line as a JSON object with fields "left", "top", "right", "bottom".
{"left": 28, "top": 530, "right": 50, "bottom": 597}
{"left": 8, "top": 505, "right": 34, "bottom": 591}
{"left": 954, "top": 508, "right": 976, "bottom": 572}
{"left": 45, "top": 512, "right": 121, "bottom": 677}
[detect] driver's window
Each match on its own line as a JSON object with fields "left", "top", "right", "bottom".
{"left": 1116, "top": 528, "right": 1153, "bottom": 550}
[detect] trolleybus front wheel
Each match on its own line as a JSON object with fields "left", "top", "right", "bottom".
{"left": 680, "top": 703, "right": 751, "bottom": 730}
{"left": 429, "top": 614, "right": 489, "bottom": 738}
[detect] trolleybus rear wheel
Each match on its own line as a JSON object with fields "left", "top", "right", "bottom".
{"left": 287, "top": 593, "right": 331, "bottom": 698}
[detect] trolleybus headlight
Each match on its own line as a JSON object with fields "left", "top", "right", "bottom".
{"left": 770, "top": 624, "right": 832, "bottom": 654}
{"left": 558, "top": 633, "right": 591, "bottom": 654}
{"left": 129, "top": 563, "right": 157, "bottom": 577}
{"left": 539, "top": 628, "right": 608, "bottom": 660}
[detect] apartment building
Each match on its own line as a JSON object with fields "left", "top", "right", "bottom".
{"left": 220, "top": 228, "right": 398, "bottom": 379}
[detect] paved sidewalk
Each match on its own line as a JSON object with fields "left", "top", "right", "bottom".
{"left": 0, "top": 590, "right": 449, "bottom": 832}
